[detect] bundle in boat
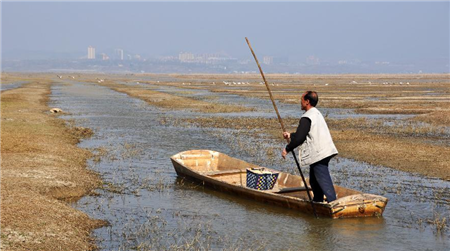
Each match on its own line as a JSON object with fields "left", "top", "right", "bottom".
{"left": 171, "top": 150, "right": 388, "bottom": 219}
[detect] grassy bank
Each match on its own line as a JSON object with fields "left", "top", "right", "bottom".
{"left": 1, "top": 82, "right": 103, "bottom": 250}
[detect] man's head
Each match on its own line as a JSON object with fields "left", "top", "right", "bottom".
{"left": 301, "top": 91, "right": 318, "bottom": 111}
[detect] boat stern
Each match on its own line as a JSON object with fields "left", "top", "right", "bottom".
{"left": 328, "top": 194, "right": 389, "bottom": 219}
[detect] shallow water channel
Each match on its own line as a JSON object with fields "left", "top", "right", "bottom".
{"left": 0, "top": 81, "right": 27, "bottom": 92}
{"left": 50, "top": 80, "right": 449, "bottom": 250}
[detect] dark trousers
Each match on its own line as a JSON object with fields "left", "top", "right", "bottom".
{"left": 309, "top": 156, "right": 336, "bottom": 203}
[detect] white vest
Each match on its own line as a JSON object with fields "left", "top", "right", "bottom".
{"left": 299, "top": 107, "right": 338, "bottom": 166}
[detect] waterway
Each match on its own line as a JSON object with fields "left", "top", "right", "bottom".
{"left": 50, "top": 80, "right": 449, "bottom": 251}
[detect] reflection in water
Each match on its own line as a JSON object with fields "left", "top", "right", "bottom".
{"left": 51, "top": 81, "right": 449, "bottom": 251}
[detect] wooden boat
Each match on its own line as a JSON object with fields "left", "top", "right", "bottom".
{"left": 171, "top": 150, "right": 388, "bottom": 219}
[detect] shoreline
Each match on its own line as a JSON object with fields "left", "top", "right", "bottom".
{"left": 1, "top": 81, "right": 104, "bottom": 250}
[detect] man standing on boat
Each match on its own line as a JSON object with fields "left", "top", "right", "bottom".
{"left": 281, "top": 91, "right": 338, "bottom": 203}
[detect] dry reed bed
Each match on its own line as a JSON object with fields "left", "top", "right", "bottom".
{"left": 1, "top": 82, "right": 104, "bottom": 251}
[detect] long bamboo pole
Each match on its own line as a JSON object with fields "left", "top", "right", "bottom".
{"left": 245, "top": 37, "right": 318, "bottom": 218}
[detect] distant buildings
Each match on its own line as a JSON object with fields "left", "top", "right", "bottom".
{"left": 115, "top": 49, "right": 124, "bottom": 60}
{"left": 263, "top": 56, "right": 273, "bottom": 65}
{"left": 306, "top": 55, "right": 320, "bottom": 65}
{"left": 178, "top": 52, "right": 235, "bottom": 64}
{"left": 87, "top": 46, "right": 96, "bottom": 59}
{"left": 101, "top": 53, "right": 109, "bottom": 60}
{"left": 179, "top": 52, "right": 195, "bottom": 62}
{"left": 157, "top": 55, "right": 178, "bottom": 62}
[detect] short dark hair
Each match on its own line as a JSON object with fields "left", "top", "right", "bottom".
{"left": 304, "top": 91, "right": 318, "bottom": 107}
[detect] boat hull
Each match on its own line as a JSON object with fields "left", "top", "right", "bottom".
{"left": 171, "top": 150, "right": 388, "bottom": 219}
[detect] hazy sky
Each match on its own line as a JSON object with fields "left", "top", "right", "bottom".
{"left": 2, "top": 1, "right": 449, "bottom": 63}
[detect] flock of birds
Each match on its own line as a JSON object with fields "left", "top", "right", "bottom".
{"left": 349, "top": 80, "right": 410, "bottom": 85}
{"left": 223, "top": 81, "right": 280, "bottom": 86}
{"left": 382, "top": 81, "right": 410, "bottom": 85}
{"left": 181, "top": 81, "right": 279, "bottom": 86}
{"left": 55, "top": 75, "right": 412, "bottom": 87}
{"left": 350, "top": 80, "right": 409, "bottom": 85}
{"left": 56, "top": 75, "right": 76, "bottom": 79}
{"left": 222, "top": 81, "right": 251, "bottom": 85}
{"left": 178, "top": 80, "right": 411, "bottom": 87}
{"left": 220, "top": 81, "right": 280, "bottom": 86}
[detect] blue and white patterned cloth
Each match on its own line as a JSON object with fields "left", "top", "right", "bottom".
{"left": 246, "top": 168, "right": 279, "bottom": 190}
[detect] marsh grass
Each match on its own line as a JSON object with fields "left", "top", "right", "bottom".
{"left": 137, "top": 171, "right": 174, "bottom": 193}
{"left": 92, "top": 147, "right": 109, "bottom": 163}
{"left": 427, "top": 213, "right": 448, "bottom": 234}
{"left": 102, "top": 181, "right": 127, "bottom": 194}
{"left": 121, "top": 142, "right": 144, "bottom": 160}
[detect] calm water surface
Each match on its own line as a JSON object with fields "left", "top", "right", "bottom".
{"left": 0, "top": 81, "right": 27, "bottom": 91}
{"left": 50, "top": 80, "right": 449, "bottom": 251}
